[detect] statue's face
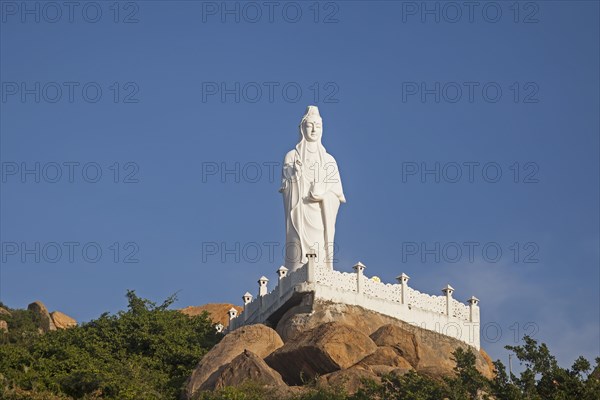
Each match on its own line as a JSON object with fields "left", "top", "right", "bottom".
{"left": 302, "top": 117, "right": 323, "bottom": 142}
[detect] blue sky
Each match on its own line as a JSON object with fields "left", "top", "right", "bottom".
{"left": 1, "top": 1, "right": 598, "bottom": 367}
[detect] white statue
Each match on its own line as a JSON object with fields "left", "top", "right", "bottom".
{"left": 280, "top": 106, "right": 346, "bottom": 271}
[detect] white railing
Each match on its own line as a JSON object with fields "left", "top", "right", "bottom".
{"left": 229, "top": 264, "right": 308, "bottom": 330}
{"left": 228, "top": 259, "right": 480, "bottom": 348}
{"left": 406, "top": 287, "right": 447, "bottom": 314}
{"left": 315, "top": 267, "right": 358, "bottom": 292}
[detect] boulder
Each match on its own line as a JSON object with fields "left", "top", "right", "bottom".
{"left": 411, "top": 326, "right": 493, "bottom": 379}
{"left": 27, "top": 301, "right": 56, "bottom": 332}
{"left": 0, "top": 307, "right": 11, "bottom": 317}
{"left": 358, "top": 346, "right": 414, "bottom": 371}
{"left": 0, "top": 320, "right": 7, "bottom": 333}
{"left": 276, "top": 299, "right": 398, "bottom": 341}
{"left": 183, "top": 324, "right": 283, "bottom": 399}
{"left": 370, "top": 325, "right": 420, "bottom": 367}
{"left": 265, "top": 321, "right": 378, "bottom": 385}
{"left": 370, "top": 324, "right": 494, "bottom": 379}
{"left": 277, "top": 300, "right": 494, "bottom": 380}
{"left": 180, "top": 303, "right": 243, "bottom": 327}
{"left": 318, "top": 367, "right": 380, "bottom": 394}
{"left": 50, "top": 311, "right": 77, "bottom": 329}
{"left": 208, "top": 349, "right": 286, "bottom": 391}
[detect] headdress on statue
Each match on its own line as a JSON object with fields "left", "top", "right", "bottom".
{"left": 298, "top": 105, "right": 323, "bottom": 143}
{"left": 300, "top": 105, "right": 321, "bottom": 124}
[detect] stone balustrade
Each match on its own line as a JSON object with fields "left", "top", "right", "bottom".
{"left": 228, "top": 255, "right": 480, "bottom": 349}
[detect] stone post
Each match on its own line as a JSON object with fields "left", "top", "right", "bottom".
{"left": 306, "top": 251, "right": 317, "bottom": 284}
{"left": 258, "top": 276, "right": 269, "bottom": 317}
{"left": 467, "top": 296, "right": 480, "bottom": 323}
{"left": 227, "top": 307, "right": 238, "bottom": 330}
{"left": 242, "top": 292, "right": 253, "bottom": 321}
{"left": 353, "top": 262, "right": 366, "bottom": 293}
{"left": 277, "top": 266, "right": 288, "bottom": 297}
{"left": 258, "top": 276, "right": 269, "bottom": 297}
{"left": 396, "top": 273, "right": 410, "bottom": 304}
{"left": 442, "top": 284, "right": 455, "bottom": 316}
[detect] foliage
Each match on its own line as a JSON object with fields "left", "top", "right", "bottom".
{"left": 496, "top": 336, "right": 600, "bottom": 400}
{"left": 2, "top": 296, "right": 598, "bottom": 400}
{"left": 195, "top": 382, "right": 358, "bottom": 400}
{"left": 0, "top": 291, "right": 220, "bottom": 399}
{"left": 354, "top": 369, "right": 447, "bottom": 400}
{"left": 444, "top": 347, "right": 491, "bottom": 399}
{"left": 0, "top": 307, "right": 42, "bottom": 345}
{"left": 194, "top": 381, "right": 284, "bottom": 400}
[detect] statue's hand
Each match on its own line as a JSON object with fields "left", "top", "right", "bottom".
{"left": 308, "top": 191, "right": 323, "bottom": 202}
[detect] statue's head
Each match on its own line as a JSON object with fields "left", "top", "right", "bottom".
{"left": 299, "top": 105, "right": 322, "bottom": 143}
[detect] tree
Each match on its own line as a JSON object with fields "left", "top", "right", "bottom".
{"left": 0, "top": 291, "right": 220, "bottom": 399}
{"left": 445, "top": 347, "right": 490, "bottom": 399}
{"left": 503, "top": 336, "right": 600, "bottom": 400}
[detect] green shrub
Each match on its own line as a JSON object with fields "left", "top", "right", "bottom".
{"left": 1, "top": 294, "right": 598, "bottom": 400}
{"left": 0, "top": 291, "right": 220, "bottom": 399}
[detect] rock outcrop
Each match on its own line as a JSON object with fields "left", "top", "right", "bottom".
{"left": 357, "top": 346, "right": 414, "bottom": 371}
{"left": 50, "top": 311, "right": 77, "bottom": 329}
{"left": 180, "top": 303, "right": 243, "bottom": 327}
{"left": 265, "top": 321, "right": 378, "bottom": 385}
{"left": 479, "top": 347, "right": 496, "bottom": 376}
{"left": 370, "top": 324, "right": 493, "bottom": 379}
{"left": 277, "top": 300, "right": 494, "bottom": 379}
{"left": 183, "top": 324, "right": 283, "bottom": 399}
{"left": 183, "top": 301, "right": 495, "bottom": 396}
{"left": 276, "top": 299, "right": 398, "bottom": 341}
{"left": 0, "top": 320, "right": 7, "bottom": 333}
{"left": 370, "top": 324, "right": 420, "bottom": 367}
{"left": 27, "top": 301, "right": 56, "bottom": 332}
{"left": 210, "top": 349, "right": 286, "bottom": 391}
{"left": 2, "top": 302, "right": 76, "bottom": 333}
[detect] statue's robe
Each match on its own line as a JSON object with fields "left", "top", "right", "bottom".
{"left": 280, "top": 140, "right": 346, "bottom": 271}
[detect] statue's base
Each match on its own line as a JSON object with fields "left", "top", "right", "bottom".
{"left": 229, "top": 261, "right": 480, "bottom": 350}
